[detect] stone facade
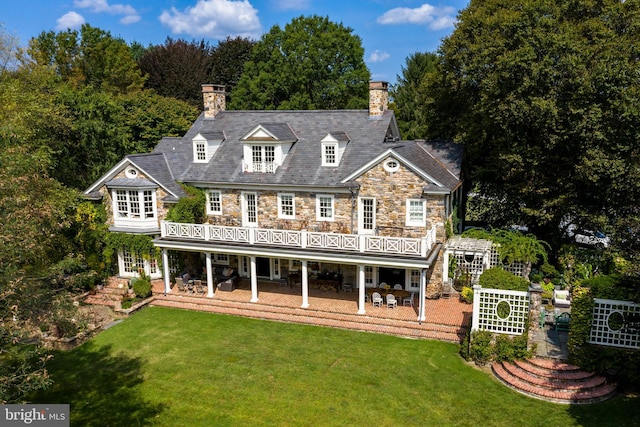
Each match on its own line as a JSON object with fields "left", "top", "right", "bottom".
{"left": 202, "top": 84, "right": 226, "bottom": 118}
{"left": 368, "top": 81, "right": 388, "bottom": 120}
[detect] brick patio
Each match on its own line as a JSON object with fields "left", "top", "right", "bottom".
{"left": 146, "top": 278, "right": 471, "bottom": 342}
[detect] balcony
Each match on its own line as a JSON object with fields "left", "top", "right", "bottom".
{"left": 160, "top": 221, "right": 437, "bottom": 258}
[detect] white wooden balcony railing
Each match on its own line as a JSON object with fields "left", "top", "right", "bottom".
{"left": 160, "top": 221, "right": 437, "bottom": 257}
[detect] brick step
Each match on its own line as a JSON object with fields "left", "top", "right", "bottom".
{"left": 84, "top": 295, "right": 119, "bottom": 307}
{"left": 502, "top": 362, "right": 606, "bottom": 391}
{"left": 513, "top": 359, "right": 595, "bottom": 381}
{"left": 150, "top": 296, "right": 463, "bottom": 342}
{"left": 156, "top": 292, "right": 464, "bottom": 336}
{"left": 492, "top": 359, "right": 616, "bottom": 404}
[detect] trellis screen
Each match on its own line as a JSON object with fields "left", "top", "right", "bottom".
{"left": 589, "top": 299, "right": 640, "bottom": 349}
{"left": 472, "top": 287, "right": 529, "bottom": 335}
{"left": 489, "top": 247, "right": 526, "bottom": 278}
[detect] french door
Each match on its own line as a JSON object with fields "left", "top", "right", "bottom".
{"left": 358, "top": 197, "right": 376, "bottom": 234}
{"left": 242, "top": 192, "right": 258, "bottom": 227}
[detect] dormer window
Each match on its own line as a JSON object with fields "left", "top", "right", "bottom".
{"left": 322, "top": 143, "right": 338, "bottom": 166}
{"left": 241, "top": 123, "right": 297, "bottom": 173}
{"left": 321, "top": 132, "right": 349, "bottom": 167}
{"left": 193, "top": 132, "right": 225, "bottom": 163}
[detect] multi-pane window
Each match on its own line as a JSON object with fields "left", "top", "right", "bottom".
{"left": 365, "top": 266, "right": 374, "bottom": 286}
{"left": 195, "top": 142, "right": 206, "bottom": 161}
{"left": 406, "top": 199, "right": 425, "bottom": 226}
{"left": 278, "top": 193, "right": 295, "bottom": 218}
{"left": 122, "top": 248, "right": 158, "bottom": 276}
{"left": 251, "top": 145, "right": 276, "bottom": 172}
{"left": 207, "top": 190, "right": 222, "bottom": 215}
{"left": 322, "top": 143, "right": 337, "bottom": 166}
{"left": 410, "top": 269, "right": 421, "bottom": 290}
{"left": 316, "top": 195, "right": 334, "bottom": 221}
{"left": 114, "top": 189, "right": 156, "bottom": 220}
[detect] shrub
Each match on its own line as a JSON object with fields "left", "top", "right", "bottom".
{"left": 460, "top": 286, "right": 474, "bottom": 304}
{"left": 479, "top": 267, "right": 529, "bottom": 292}
{"left": 469, "top": 330, "right": 492, "bottom": 365}
{"left": 132, "top": 277, "right": 152, "bottom": 298}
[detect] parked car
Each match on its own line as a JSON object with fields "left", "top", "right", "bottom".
{"left": 564, "top": 223, "right": 610, "bottom": 248}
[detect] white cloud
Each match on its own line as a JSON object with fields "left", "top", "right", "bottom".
{"left": 74, "top": 0, "right": 140, "bottom": 25}
{"left": 368, "top": 50, "right": 390, "bottom": 63}
{"left": 377, "top": 3, "right": 456, "bottom": 30}
{"left": 56, "top": 11, "right": 86, "bottom": 30}
{"left": 159, "top": 0, "right": 261, "bottom": 39}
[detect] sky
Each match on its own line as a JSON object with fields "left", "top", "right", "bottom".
{"left": 1, "top": 0, "right": 470, "bottom": 84}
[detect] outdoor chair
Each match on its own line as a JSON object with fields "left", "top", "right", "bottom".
{"left": 555, "top": 312, "right": 571, "bottom": 332}
{"left": 386, "top": 293, "right": 398, "bottom": 309}
{"left": 553, "top": 289, "right": 571, "bottom": 308}
{"left": 403, "top": 292, "right": 415, "bottom": 307}
{"left": 176, "top": 280, "right": 187, "bottom": 293}
{"left": 394, "top": 284, "right": 403, "bottom": 290}
{"left": 180, "top": 277, "right": 192, "bottom": 293}
{"left": 372, "top": 292, "right": 383, "bottom": 307}
{"left": 193, "top": 280, "right": 205, "bottom": 295}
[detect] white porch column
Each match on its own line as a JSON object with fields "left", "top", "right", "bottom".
{"left": 205, "top": 252, "right": 214, "bottom": 298}
{"left": 418, "top": 268, "right": 427, "bottom": 322}
{"left": 162, "top": 249, "right": 171, "bottom": 294}
{"left": 250, "top": 256, "right": 258, "bottom": 302}
{"left": 442, "top": 250, "right": 450, "bottom": 284}
{"left": 301, "top": 260, "right": 309, "bottom": 308}
{"left": 471, "top": 284, "right": 482, "bottom": 331}
{"left": 357, "top": 264, "right": 366, "bottom": 314}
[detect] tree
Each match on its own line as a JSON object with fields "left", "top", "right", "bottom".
{"left": 423, "top": 0, "right": 640, "bottom": 241}
{"left": 230, "top": 15, "right": 370, "bottom": 110}
{"left": 28, "top": 24, "right": 145, "bottom": 94}
{"left": 138, "top": 38, "right": 212, "bottom": 108}
{"left": 208, "top": 36, "right": 255, "bottom": 105}
{"left": 0, "top": 23, "right": 21, "bottom": 72}
{"left": 390, "top": 52, "right": 437, "bottom": 139}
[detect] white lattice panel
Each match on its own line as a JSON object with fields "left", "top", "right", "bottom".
{"left": 489, "top": 247, "right": 526, "bottom": 278}
{"left": 589, "top": 299, "right": 640, "bottom": 349}
{"left": 474, "top": 288, "right": 529, "bottom": 335}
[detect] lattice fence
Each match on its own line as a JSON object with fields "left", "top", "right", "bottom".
{"left": 489, "top": 247, "right": 526, "bottom": 278}
{"left": 472, "top": 287, "right": 530, "bottom": 335}
{"left": 451, "top": 252, "right": 485, "bottom": 284}
{"left": 589, "top": 299, "right": 640, "bottom": 349}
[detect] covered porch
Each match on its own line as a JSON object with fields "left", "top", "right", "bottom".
{"left": 150, "top": 278, "right": 471, "bottom": 342}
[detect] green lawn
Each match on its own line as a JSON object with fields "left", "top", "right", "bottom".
{"left": 33, "top": 307, "right": 639, "bottom": 426}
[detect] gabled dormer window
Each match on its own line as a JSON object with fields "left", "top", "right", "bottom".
{"left": 322, "top": 143, "right": 338, "bottom": 166}
{"left": 321, "top": 132, "right": 349, "bottom": 167}
{"left": 193, "top": 132, "right": 224, "bottom": 163}
{"left": 241, "top": 123, "right": 297, "bottom": 173}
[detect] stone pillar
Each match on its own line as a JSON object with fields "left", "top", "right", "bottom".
{"left": 528, "top": 283, "right": 543, "bottom": 351}
{"left": 301, "top": 260, "right": 309, "bottom": 308}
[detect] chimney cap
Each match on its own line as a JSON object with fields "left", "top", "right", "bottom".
{"left": 202, "top": 84, "right": 226, "bottom": 93}
{"left": 369, "top": 81, "right": 389, "bottom": 90}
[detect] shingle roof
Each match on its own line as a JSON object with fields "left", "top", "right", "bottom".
{"left": 126, "top": 153, "right": 187, "bottom": 199}
{"left": 139, "top": 109, "right": 462, "bottom": 193}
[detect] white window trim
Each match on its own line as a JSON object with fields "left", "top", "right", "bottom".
{"left": 193, "top": 140, "right": 207, "bottom": 163}
{"left": 316, "top": 194, "right": 335, "bottom": 221}
{"left": 358, "top": 196, "right": 376, "bottom": 235}
{"left": 111, "top": 189, "right": 157, "bottom": 226}
{"left": 206, "top": 190, "right": 222, "bottom": 215}
{"left": 277, "top": 193, "right": 296, "bottom": 219}
{"left": 406, "top": 198, "right": 426, "bottom": 226}
{"left": 321, "top": 142, "right": 338, "bottom": 166}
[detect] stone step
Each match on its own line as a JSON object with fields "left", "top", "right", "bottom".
{"left": 492, "top": 359, "right": 616, "bottom": 404}
{"left": 150, "top": 295, "right": 464, "bottom": 342}
{"left": 502, "top": 362, "right": 605, "bottom": 391}
{"left": 513, "top": 359, "right": 594, "bottom": 381}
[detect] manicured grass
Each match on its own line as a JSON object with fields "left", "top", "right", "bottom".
{"left": 33, "top": 307, "right": 639, "bottom": 426}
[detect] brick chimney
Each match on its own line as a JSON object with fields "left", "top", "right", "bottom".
{"left": 369, "top": 81, "right": 388, "bottom": 120}
{"left": 202, "top": 84, "right": 226, "bottom": 118}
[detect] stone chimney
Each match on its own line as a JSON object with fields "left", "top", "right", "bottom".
{"left": 369, "top": 81, "right": 388, "bottom": 120}
{"left": 202, "top": 84, "right": 226, "bottom": 118}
